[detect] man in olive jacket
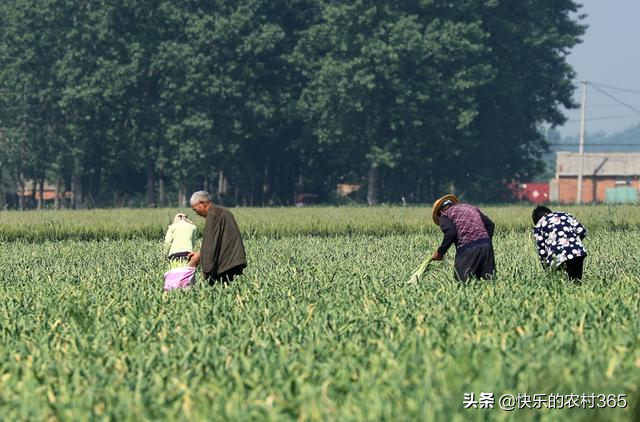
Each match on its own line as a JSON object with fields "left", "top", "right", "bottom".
{"left": 187, "top": 191, "right": 247, "bottom": 285}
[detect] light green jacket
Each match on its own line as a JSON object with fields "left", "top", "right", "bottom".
{"left": 164, "top": 220, "right": 197, "bottom": 257}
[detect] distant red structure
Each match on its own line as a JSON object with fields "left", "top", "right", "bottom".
{"left": 510, "top": 182, "right": 549, "bottom": 204}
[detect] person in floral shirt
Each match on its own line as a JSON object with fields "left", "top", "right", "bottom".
{"left": 532, "top": 206, "right": 587, "bottom": 281}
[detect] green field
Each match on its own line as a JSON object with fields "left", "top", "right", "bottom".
{"left": 1, "top": 206, "right": 639, "bottom": 420}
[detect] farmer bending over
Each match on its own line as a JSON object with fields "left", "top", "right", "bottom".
{"left": 532, "top": 206, "right": 587, "bottom": 282}
{"left": 431, "top": 194, "right": 496, "bottom": 282}
{"left": 164, "top": 213, "right": 197, "bottom": 263}
{"left": 187, "top": 191, "right": 247, "bottom": 285}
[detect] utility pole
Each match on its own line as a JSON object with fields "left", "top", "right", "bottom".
{"left": 577, "top": 80, "right": 587, "bottom": 204}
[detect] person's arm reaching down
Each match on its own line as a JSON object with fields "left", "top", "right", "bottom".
{"left": 480, "top": 212, "right": 495, "bottom": 238}
{"left": 433, "top": 216, "right": 457, "bottom": 260}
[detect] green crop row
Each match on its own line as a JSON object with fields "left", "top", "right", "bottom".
{"left": 1, "top": 229, "right": 638, "bottom": 420}
{"left": 0, "top": 205, "right": 639, "bottom": 242}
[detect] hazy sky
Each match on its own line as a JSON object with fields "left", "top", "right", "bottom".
{"left": 558, "top": 0, "right": 640, "bottom": 137}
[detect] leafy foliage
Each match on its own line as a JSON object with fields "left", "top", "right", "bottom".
{"left": 0, "top": 207, "right": 638, "bottom": 420}
{"left": 0, "top": 1, "right": 585, "bottom": 207}
{"left": 1, "top": 205, "right": 638, "bottom": 241}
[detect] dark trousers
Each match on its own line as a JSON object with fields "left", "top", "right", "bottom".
{"left": 208, "top": 265, "right": 245, "bottom": 286}
{"left": 168, "top": 251, "right": 190, "bottom": 261}
{"left": 454, "top": 242, "right": 496, "bottom": 283}
{"left": 563, "top": 256, "right": 585, "bottom": 281}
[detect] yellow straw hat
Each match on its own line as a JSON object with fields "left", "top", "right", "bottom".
{"left": 431, "top": 194, "right": 458, "bottom": 225}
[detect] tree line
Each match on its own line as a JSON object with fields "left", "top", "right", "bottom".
{"left": 0, "top": 0, "right": 585, "bottom": 208}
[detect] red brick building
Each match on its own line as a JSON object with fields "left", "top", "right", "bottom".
{"left": 551, "top": 152, "right": 640, "bottom": 203}
{"left": 511, "top": 182, "right": 550, "bottom": 204}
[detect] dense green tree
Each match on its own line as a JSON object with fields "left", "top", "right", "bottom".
{"left": 453, "top": 0, "right": 585, "bottom": 200}
{"left": 0, "top": 1, "right": 69, "bottom": 208}
{"left": 0, "top": 0, "right": 585, "bottom": 207}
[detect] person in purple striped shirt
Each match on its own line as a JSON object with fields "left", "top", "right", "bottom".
{"left": 430, "top": 194, "right": 496, "bottom": 282}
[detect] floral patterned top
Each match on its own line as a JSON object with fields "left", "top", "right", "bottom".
{"left": 533, "top": 211, "right": 587, "bottom": 267}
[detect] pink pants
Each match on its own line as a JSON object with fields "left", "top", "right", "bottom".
{"left": 163, "top": 266, "right": 196, "bottom": 291}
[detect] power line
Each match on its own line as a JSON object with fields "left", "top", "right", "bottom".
{"left": 589, "top": 82, "right": 640, "bottom": 96}
{"left": 566, "top": 114, "right": 640, "bottom": 122}
{"left": 582, "top": 104, "right": 640, "bottom": 108}
{"left": 588, "top": 83, "right": 640, "bottom": 115}
{"left": 549, "top": 143, "right": 640, "bottom": 147}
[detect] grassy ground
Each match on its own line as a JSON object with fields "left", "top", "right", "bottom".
{"left": 0, "top": 206, "right": 639, "bottom": 420}
{"left": 0, "top": 204, "right": 638, "bottom": 241}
